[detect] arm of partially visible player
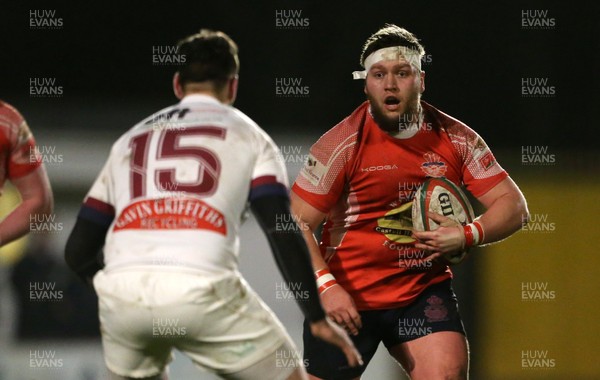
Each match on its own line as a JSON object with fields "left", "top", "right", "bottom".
{"left": 0, "top": 166, "right": 53, "bottom": 247}
{"left": 65, "top": 196, "right": 115, "bottom": 284}
{"left": 414, "top": 177, "right": 529, "bottom": 257}
{"left": 251, "top": 193, "right": 362, "bottom": 367}
{"left": 290, "top": 191, "right": 363, "bottom": 336}
{"left": 64, "top": 216, "right": 108, "bottom": 285}
{"left": 251, "top": 193, "right": 325, "bottom": 322}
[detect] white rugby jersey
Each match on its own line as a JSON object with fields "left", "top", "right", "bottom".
{"left": 79, "top": 94, "right": 288, "bottom": 274}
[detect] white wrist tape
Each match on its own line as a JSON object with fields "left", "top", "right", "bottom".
{"left": 316, "top": 273, "right": 335, "bottom": 288}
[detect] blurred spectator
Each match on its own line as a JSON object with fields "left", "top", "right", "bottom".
{"left": 10, "top": 236, "right": 100, "bottom": 340}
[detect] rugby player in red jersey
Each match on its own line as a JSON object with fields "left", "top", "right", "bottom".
{"left": 291, "top": 24, "right": 529, "bottom": 379}
{"left": 0, "top": 101, "right": 53, "bottom": 246}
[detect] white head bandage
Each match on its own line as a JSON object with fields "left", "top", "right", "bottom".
{"left": 352, "top": 46, "right": 422, "bottom": 80}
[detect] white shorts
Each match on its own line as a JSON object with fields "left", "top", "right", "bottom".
{"left": 93, "top": 268, "right": 297, "bottom": 379}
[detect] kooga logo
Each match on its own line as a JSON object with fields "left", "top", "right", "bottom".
{"left": 361, "top": 164, "right": 398, "bottom": 172}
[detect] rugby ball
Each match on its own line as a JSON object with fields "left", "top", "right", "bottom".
{"left": 412, "top": 177, "right": 475, "bottom": 264}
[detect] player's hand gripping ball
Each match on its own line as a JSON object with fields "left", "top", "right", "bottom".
{"left": 412, "top": 177, "right": 475, "bottom": 264}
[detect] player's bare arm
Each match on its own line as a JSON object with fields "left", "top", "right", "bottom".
{"left": 0, "top": 166, "right": 53, "bottom": 246}
{"left": 290, "top": 191, "right": 363, "bottom": 336}
{"left": 289, "top": 191, "right": 327, "bottom": 270}
{"left": 414, "top": 177, "right": 529, "bottom": 258}
{"left": 471, "top": 176, "right": 530, "bottom": 242}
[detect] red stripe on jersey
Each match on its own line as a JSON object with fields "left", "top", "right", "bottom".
{"left": 251, "top": 175, "right": 279, "bottom": 188}
{"left": 84, "top": 197, "right": 116, "bottom": 216}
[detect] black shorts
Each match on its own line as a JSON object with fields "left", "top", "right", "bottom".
{"left": 303, "top": 279, "right": 466, "bottom": 379}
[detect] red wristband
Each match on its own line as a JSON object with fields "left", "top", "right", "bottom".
{"left": 463, "top": 224, "right": 474, "bottom": 248}
{"left": 314, "top": 268, "right": 330, "bottom": 280}
{"left": 473, "top": 220, "right": 485, "bottom": 244}
{"left": 318, "top": 279, "right": 337, "bottom": 294}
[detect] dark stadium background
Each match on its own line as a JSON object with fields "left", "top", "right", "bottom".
{"left": 0, "top": 1, "right": 597, "bottom": 379}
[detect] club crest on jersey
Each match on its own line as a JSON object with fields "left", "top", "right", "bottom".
{"left": 424, "top": 295, "right": 449, "bottom": 322}
{"left": 478, "top": 151, "right": 496, "bottom": 171}
{"left": 467, "top": 135, "right": 497, "bottom": 171}
{"left": 420, "top": 152, "right": 447, "bottom": 178}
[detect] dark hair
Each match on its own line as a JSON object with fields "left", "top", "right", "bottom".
{"left": 177, "top": 29, "right": 239, "bottom": 89}
{"left": 360, "top": 24, "right": 425, "bottom": 67}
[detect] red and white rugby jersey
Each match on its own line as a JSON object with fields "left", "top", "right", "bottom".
{"left": 79, "top": 94, "right": 288, "bottom": 274}
{"left": 292, "top": 100, "right": 508, "bottom": 310}
{"left": 0, "top": 101, "right": 42, "bottom": 190}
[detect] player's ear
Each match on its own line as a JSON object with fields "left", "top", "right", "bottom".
{"left": 420, "top": 70, "right": 426, "bottom": 93}
{"left": 173, "top": 72, "right": 184, "bottom": 99}
{"left": 227, "top": 75, "right": 239, "bottom": 105}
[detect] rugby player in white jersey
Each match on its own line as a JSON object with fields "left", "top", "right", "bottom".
{"left": 64, "top": 29, "right": 361, "bottom": 380}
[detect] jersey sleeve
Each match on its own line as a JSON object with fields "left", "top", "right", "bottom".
{"left": 447, "top": 124, "right": 508, "bottom": 197}
{"left": 78, "top": 156, "right": 116, "bottom": 228}
{"left": 1, "top": 105, "right": 42, "bottom": 179}
{"left": 292, "top": 122, "right": 359, "bottom": 213}
{"left": 248, "top": 130, "right": 289, "bottom": 203}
